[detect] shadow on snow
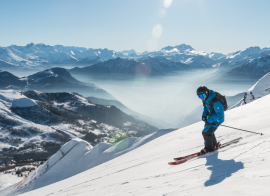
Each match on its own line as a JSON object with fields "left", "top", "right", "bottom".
{"left": 203, "top": 152, "right": 244, "bottom": 187}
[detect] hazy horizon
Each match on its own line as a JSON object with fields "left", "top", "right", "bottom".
{"left": 1, "top": 0, "right": 270, "bottom": 54}
{"left": 1, "top": 42, "right": 268, "bottom": 55}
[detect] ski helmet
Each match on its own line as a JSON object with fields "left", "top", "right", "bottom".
{"left": 197, "top": 86, "right": 209, "bottom": 95}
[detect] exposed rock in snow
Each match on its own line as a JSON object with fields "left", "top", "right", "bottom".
{"left": 243, "top": 72, "right": 270, "bottom": 103}
{"left": 231, "top": 72, "right": 270, "bottom": 108}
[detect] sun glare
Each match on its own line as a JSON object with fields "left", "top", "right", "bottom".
{"left": 152, "top": 24, "right": 163, "bottom": 39}
{"left": 164, "top": 0, "right": 173, "bottom": 8}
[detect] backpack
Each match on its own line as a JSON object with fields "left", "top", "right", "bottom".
{"left": 213, "top": 91, "right": 228, "bottom": 111}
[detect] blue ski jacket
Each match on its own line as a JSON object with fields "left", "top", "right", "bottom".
{"left": 202, "top": 90, "right": 224, "bottom": 125}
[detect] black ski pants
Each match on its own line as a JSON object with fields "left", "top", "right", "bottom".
{"left": 202, "top": 124, "right": 218, "bottom": 152}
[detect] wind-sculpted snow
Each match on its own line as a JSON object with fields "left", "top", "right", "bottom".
{"left": 2, "top": 129, "right": 175, "bottom": 195}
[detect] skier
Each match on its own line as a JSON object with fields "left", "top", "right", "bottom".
{"left": 197, "top": 86, "right": 225, "bottom": 156}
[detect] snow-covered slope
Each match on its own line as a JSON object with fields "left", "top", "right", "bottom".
{"left": 231, "top": 72, "right": 270, "bottom": 108}
{"left": 221, "top": 46, "right": 262, "bottom": 67}
{"left": 2, "top": 129, "right": 175, "bottom": 193}
{"left": 0, "top": 90, "right": 60, "bottom": 152}
{"left": 3, "top": 91, "right": 270, "bottom": 195}
{"left": 0, "top": 90, "right": 157, "bottom": 167}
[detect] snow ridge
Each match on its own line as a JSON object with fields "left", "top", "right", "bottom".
{"left": 230, "top": 72, "right": 270, "bottom": 108}
{"left": 4, "top": 129, "right": 175, "bottom": 195}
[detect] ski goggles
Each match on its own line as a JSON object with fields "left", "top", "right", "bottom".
{"left": 198, "top": 93, "right": 207, "bottom": 99}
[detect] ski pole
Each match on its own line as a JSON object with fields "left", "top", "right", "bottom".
{"left": 219, "top": 124, "right": 264, "bottom": 136}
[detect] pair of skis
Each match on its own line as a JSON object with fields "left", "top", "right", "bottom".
{"left": 168, "top": 137, "right": 242, "bottom": 165}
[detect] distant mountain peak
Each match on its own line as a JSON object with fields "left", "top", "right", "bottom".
{"left": 28, "top": 67, "right": 80, "bottom": 84}
{"left": 242, "top": 46, "right": 261, "bottom": 54}
{"left": 119, "top": 49, "right": 136, "bottom": 54}
{"left": 26, "top": 43, "right": 35, "bottom": 48}
{"left": 50, "top": 67, "right": 70, "bottom": 75}
{"left": 161, "top": 44, "right": 195, "bottom": 52}
{"left": 36, "top": 43, "right": 50, "bottom": 47}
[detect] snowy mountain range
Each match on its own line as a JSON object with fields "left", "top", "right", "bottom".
{"left": 2, "top": 72, "right": 270, "bottom": 195}
{"left": 69, "top": 56, "right": 190, "bottom": 78}
{"left": 1, "top": 43, "right": 270, "bottom": 78}
{"left": 0, "top": 68, "right": 167, "bottom": 128}
{"left": 0, "top": 90, "right": 157, "bottom": 164}
{"left": 0, "top": 43, "right": 116, "bottom": 68}
{"left": 0, "top": 68, "right": 113, "bottom": 99}
{"left": 229, "top": 54, "right": 270, "bottom": 77}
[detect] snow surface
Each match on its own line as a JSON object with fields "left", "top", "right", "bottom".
{"left": 2, "top": 92, "right": 270, "bottom": 195}
{"left": 0, "top": 90, "right": 78, "bottom": 150}
{"left": 0, "top": 90, "right": 36, "bottom": 108}
{"left": 2, "top": 129, "right": 175, "bottom": 194}
{"left": 230, "top": 72, "right": 270, "bottom": 107}
{"left": 0, "top": 173, "right": 21, "bottom": 192}
{"left": 243, "top": 72, "right": 270, "bottom": 103}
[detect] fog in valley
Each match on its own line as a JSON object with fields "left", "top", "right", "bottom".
{"left": 4, "top": 65, "right": 258, "bottom": 128}
{"left": 71, "top": 69, "right": 257, "bottom": 127}
{"left": 4, "top": 64, "right": 87, "bottom": 78}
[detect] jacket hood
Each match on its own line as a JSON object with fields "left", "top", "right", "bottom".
{"left": 204, "top": 90, "right": 215, "bottom": 102}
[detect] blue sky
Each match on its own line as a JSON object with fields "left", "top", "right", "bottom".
{"left": 1, "top": 0, "right": 270, "bottom": 54}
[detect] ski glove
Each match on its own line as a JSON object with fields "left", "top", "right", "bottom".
{"left": 202, "top": 116, "right": 207, "bottom": 122}
{"left": 202, "top": 116, "right": 210, "bottom": 122}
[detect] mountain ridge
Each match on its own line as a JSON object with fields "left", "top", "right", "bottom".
{"left": 0, "top": 68, "right": 114, "bottom": 99}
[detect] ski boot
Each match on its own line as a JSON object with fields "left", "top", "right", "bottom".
{"left": 197, "top": 148, "right": 207, "bottom": 156}
{"left": 213, "top": 142, "right": 221, "bottom": 151}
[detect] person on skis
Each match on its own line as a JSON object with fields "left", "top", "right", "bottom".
{"left": 196, "top": 86, "right": 225, "bottom": 156}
